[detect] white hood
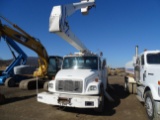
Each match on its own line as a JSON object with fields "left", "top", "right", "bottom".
{"left": 55, "top": 69, "right": 98, "bottom": 80}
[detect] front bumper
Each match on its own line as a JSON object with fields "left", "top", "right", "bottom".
{"left": 37, "top": 92, "right": 100, "bottom": 108}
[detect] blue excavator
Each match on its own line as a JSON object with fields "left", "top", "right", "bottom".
{"left": 0, "top": 36, "right": 30, "bottom": 87}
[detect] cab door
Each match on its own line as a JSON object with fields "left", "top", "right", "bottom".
{"left": 140, "top": 54, "right": 146, "bottom": 84}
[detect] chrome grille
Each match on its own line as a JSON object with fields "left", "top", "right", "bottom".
{"left": 56, "top": 80, "right": 83, "bottom": 93}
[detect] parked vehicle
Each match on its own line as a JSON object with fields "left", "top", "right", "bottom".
{"left": 125, "top": 46, "right": 160, "bottom": 120}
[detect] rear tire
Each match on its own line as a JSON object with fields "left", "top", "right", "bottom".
{"left": 5, "top": 77, "right": 16, "bottom": 87}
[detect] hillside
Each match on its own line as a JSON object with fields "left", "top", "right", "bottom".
{"left": 0, "top": 57, "right": 39, "bottom": 68}
{"left": 0, "top": 59, "right": 12, "bottom": 67}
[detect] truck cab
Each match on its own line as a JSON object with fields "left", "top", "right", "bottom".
{"left": 48, "top": 53, "right": 107, "bottom": 94}
{"left": 135, "top": 51, "right": 160, "bottom": 100}
{"left": 125, "top": 48, "right": 160, "bottom": 120}
{"left": 38, "top": 52, "right": 108, "bottom": 112}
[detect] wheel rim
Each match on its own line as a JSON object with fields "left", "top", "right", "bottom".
{"left": 146, "top": 97, "right": 153, "bottom": 117}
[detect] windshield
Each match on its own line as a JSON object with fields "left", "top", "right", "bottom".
{"left": 62, "top": 56, "right": 98, "bottom": 70}
{"left": 147, "top": 53, "right": 160, "bottom": 64}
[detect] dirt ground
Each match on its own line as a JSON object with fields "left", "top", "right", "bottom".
{"left": 0, "top": 75, "right": 148, "bottom": 120}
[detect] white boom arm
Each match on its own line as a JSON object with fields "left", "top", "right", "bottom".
{"left": 49, "top": 0, "right": 95, "bottom": 53}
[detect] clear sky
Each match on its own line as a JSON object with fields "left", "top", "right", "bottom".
{"left": 1, "top": 0, "right": 160, "bottom": 68}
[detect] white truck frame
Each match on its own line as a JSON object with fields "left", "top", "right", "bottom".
{"left": 37, "top": 0, "right": 113, "bottom": 113}
{"left": 125, "top": 46, "right": 160, "bottom": 120}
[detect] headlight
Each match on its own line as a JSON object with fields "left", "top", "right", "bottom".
{"left": 88, "top": 85, "right": 97, "bottom": 91}
{"left": 48, "top": 83, "right": 53, "bottom": 89}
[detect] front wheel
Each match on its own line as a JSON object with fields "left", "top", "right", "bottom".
{"left": 145, "top": 91, "right": 159, "bottom": 120}
{"left": 94, "top": 86, "right": 105, "bottom": 113}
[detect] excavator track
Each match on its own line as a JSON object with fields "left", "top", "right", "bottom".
{"left": 19, "top": 78, "right": 47, "bottom": 90}
{"left": 19, "top": 78, "right": 38, "bottom": 90}
{"left": 5, "top": 77, "right": 16, "bottom": 87}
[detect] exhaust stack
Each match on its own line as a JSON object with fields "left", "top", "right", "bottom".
{"left": 135, "top": 45, "right": 138, "bottom": 58}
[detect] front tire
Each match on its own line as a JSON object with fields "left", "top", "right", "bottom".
{"left": 94, "top": 85, "right": 105, "bottom": 113}
{"left": 145, "top": 91, "right": 159, "bottom": 120}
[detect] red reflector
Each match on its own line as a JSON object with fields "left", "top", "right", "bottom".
{"left": 158, "top": 81, "right": 160, "bottom": 85}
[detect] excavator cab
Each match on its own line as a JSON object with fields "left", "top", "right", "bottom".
{"left": 47, "top": 56, "right": 62, "bottom": 79}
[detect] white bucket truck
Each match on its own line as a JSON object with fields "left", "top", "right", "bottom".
{"left": 37, "top": 0, "right": 113, "bottom": 112}
{"left": 125, "top": 46, "right": 160, "bottom": 120}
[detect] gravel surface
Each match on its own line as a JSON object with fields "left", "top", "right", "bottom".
{"left": 0, "top": 76, "right": 147, "bottom": 120}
